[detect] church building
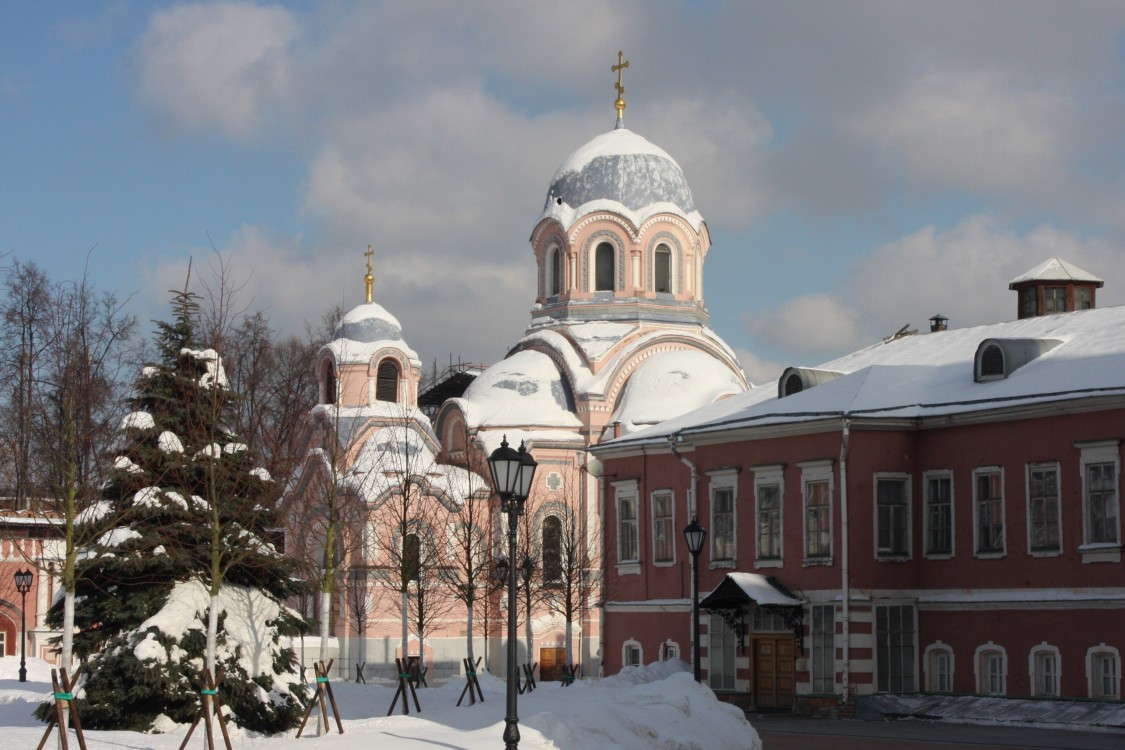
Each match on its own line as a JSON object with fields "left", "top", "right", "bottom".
{"left": 285, "top": 57, "right": 749, "bottom": 683}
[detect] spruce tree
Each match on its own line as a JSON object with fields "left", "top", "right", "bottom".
{"left": 47, "top": 287, "right": 307, "bottom": 733}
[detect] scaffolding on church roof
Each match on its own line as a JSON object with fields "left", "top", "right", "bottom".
{"left": 417, "top": 358, "right": 488, "bottom": 420}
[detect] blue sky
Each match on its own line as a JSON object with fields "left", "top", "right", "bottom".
{"left": 4, "top": 1, "right": 1125, "bottom": 383}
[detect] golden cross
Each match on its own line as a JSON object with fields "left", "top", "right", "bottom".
{"left": 612, "top": 50, "right": 630, "bottom": 99}
{"left": 364, "top": 244, "right": 374, "bottom": 303}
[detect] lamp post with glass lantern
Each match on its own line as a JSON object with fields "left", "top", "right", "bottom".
{"left": 682, "top": 519, "right": 707, "bottom": 683}
{"left": 14, "top": 568, "right": 33, "bottom": 683}
{"left": 488, "top": 436, "right": 537, "bottom": 750}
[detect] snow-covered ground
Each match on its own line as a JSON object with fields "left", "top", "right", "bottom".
{"left": 0, "top": 656, "right": 761, "bottom": 749}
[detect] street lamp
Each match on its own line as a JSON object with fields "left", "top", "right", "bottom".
{"left": 489, "top": 436, "right": 537, "bottom": 750}
{"left": 682, "top": 518, "right": 707, "bottom": 683}
{"left": 13, "top": 568, "right": 33, "bottom": 683}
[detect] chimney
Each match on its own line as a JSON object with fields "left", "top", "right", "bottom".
{"left": 929, "top": 314, "right": 949, "bottom": 333}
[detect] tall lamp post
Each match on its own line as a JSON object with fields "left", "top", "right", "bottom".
{"left": 682, "top": 519, "right": 707, "bottom": 683}
{"left": 489, "top": 436, "right": 537, "bottom": 750}
{"left": 14, "top": 568, "right": 33, "bottom": 683}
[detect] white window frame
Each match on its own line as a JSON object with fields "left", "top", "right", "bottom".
{"left": 651, "top": 489, "right": 676, "bottom": 566}
{"left": 709, "top": 613, "right": 738, "bottom": 691}
{"left": 660, "top": 639, "right": 680, "bottom": 662}
{"left": 1029, "top": 643, "right": 1061, "bottom": 697}
{"left": 1026, "top": 462, "right": 1062, "bottom": 557}
{"left": 1078, "top": 440, "right": 1121, "bottom": 562}
{"left": 612, "top": 480, "right": 640, "bottom": 572}
{"left": 622, "top": 639, "right": 643, "bottom": 668}
{"left": 708, "top": 469, "right": 738, "bottom": 568}
{"left": 1086, "top": 644, "right": 1121, "bottom": 699}
{"left": 752, "top": 464, "right": 784, "bottom": 568}
{"left": 874, "top": 472, "right": 912, "bottom": 560}
{"left": 975, "top": 642, "right": 1007, "bottom": 695}
{"left": 972, "top": 467, "right": 1006, "bottom": 558}
{"left": 811, "top": 604, "right": 835, "bottom": 694}
{"left": 874, "top": 602, "right": 917, "bottom": 693}
{"left": 923, "top": 470, "right": 954, "bottom": 559}
{"left": 924, "top": 642, "right": 954, "bottom": 693}
{"left": 800, "top": 460, "right": 834, "bottom": 564}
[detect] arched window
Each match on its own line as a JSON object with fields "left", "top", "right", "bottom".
{"left": 925, "top": 643, "right": 954, "bottom": 693}
{"left": 376, "top": 358, "right": 400, "bottom": 402}
{"left": 1087, "top": 645, "right": 1120, "bottom": 699}
{"left": 595, "top": 242, "right": 615, "bottom": 291}
{"left": 403, "top": 533, "right": 420, "bottom": 582}
{"left": 654, "top": 244, "right": 672, "bottom": 293}
{"left": 1030, "top": 643, "right": 1060, "bottom": 697}
{"left": 323, "top": 361, "right": 337, "bottom": 405}
{"left": 542, "top": 515, "right": 563, "bottom": 584}
{"left": 548, "top": 246, "right": 563, "bottom": 296}
{"left": 975, "top": 643, "right": 1006, "bottom": 695}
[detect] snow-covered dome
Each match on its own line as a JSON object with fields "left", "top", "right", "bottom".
{"left": 609, "top": 350, "right": 744, "bottom": 436}
{"left": 540, "top": 129, "right": 703, "bottom": 231}
{"left": 334, "top": 302, "right": 404, "bottom": 344}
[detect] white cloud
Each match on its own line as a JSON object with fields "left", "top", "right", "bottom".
{"left": 743, "top": 293, "right": 866, "bottom": 359}
{"left": 853, "top": 70, "right": 1073, "bottom": 194}
{"left": 136, "top": 2, "right": 299, "bottom": 137}
{"left": 742, "top": 215, "right": 1123, "bottom": 364}
{"left": 733, "top": 347, "right": 785, "bottom": 388}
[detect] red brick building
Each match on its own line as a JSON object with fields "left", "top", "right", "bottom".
{"left": 594, "top": 271, "right": 1123, "bottom": 710}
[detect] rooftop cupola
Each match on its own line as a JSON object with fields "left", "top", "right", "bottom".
{"left": 1009, "top": 257, "right": 1103, "bottom": 319}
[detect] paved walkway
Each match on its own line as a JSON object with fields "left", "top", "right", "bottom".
{"left": 751, "top": 715, "right": 1125, "bottom": 750}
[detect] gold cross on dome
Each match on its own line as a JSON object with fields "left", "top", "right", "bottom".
{"left": 612, "top": 50, "right": 630, "bottom": 98}
{"left": 364, "top": 244, "right": 375, "bottom": 303}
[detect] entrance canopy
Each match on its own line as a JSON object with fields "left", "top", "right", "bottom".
{"left": 699, "top": 572, "right": 803, "bottom": 610}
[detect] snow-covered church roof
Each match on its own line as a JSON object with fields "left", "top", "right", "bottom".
{"left": 1008, "top": 257, "right": 1104, "bottom": 288}
{"left": 325, "top": 302, "right": 420, "bottom": 366}
{"left": 539, "top": 128, "right": 704, "bottom": 232}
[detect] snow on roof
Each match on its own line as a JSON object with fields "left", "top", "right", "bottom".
{"left": 609, "top": 349, "right": 744, "bottom": 436}
{"left": 1008, "top": 257, "right": 1104, "bottom": 287}
{"left": 348, "top": 423, "right": 489, "bottom": 507}
{"left": 727, "top": 572, "right": 804, "bottom": 607}
{"left": 458, "top": 349, "right": 583, "bottom": 430}
{"left": 326, "top": 302, "right": 420, "bottom": 366}
{"left": 606, "top": 305, "right": 1125, "bottom": 447}
{"left": 539, "top": 128, "right": 704, "bottom": 232}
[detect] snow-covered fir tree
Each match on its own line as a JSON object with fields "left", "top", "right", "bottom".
{"left": 47, "top": 286, "right": 307, "bottom": 733}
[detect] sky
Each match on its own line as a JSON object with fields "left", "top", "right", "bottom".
{"left": 4, "top": 1, "right": 1125, "bottom": 385}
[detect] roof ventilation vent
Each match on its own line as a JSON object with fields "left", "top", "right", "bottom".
{"left": 974, "top": 338, "right": 1063, "bottom": 382}
{"left": 778, "top": 367, "right": 843, "bottom": 399}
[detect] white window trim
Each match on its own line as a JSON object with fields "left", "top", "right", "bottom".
{"left": 707, "top": 469, "right": 739, "bottom": 569}
{"left": 972, "top": 467, "right": 1006, "bottom": 559}
{"left": 752, "top": 464, "right": 785, "bottom": 568}
{"left": 622, "top": 639, "right": 643, "bottom": 669}
{"left": 660, "top": 639, "right": 680, "bottom": 662}
{"left": 1026, "top": 462, "right": 1063, "bottom": 558}
{"left": 922, "top": 470, "right": 954, "bottom": 560}
{"left": 800, "top": 460, "right": 834, "bottom": 565}
{"left": 612, "top": 479, "right": 641, "bottom": 573}
{"left": 1029, "top": 642, "right": 1061, "bottom": 697}
{"left": 923, "top": 641, "right": 954, "bottom": 693}
{"left": 974, "top": 642, "right": 1007, "bottom": 695}
{"left": 1078, "top": 440, "right": 1121, "bottom": 562}
{"left": 874, "top": 472, "right": 912, "bottom": 561}
{"left": 650, "top": 489, "right": 676, "bottom": 567}
{"left": 1086, "top": 644, "right": 1121, "bottom": 699}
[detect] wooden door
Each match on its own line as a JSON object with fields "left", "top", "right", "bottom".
{"left": 539, "top": 647, "right": 567, "bottom": 682}
{"left": 754, "top": 637, "right": 795, "bottom": 710}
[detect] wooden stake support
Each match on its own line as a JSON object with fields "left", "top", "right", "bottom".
{"left": 296, "top": 659, "right": 344, "bottom": 737}
{"left": 561, "top": 663, "right": 581, "bottom": 686}
{"left": 36, "top": 667, "right": 88, "bottom": 750}
{"left": 456, "top": 657, "right": 484, "bottom": 707}
{"left": 354, "top": 662, "right": 366, "bottom": 684}
{"left": 519, "top": 662, "right": 537, "bottom": 694}
{"left": 177, "top": 667, "right": 232, "bottom": 750}
{"left": 386, "top": 657, "right": 421, "bottom": 716}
